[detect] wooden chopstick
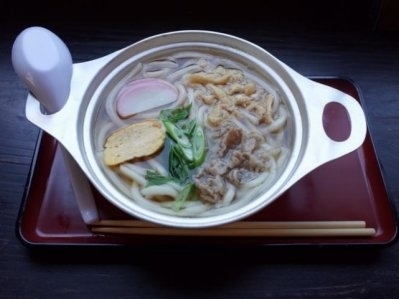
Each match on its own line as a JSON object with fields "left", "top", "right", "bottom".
{"left": 91, "top": 226, "right": 376, "bottom": 237}
{"left": 91, "top": 219, "right": 367, "bottom": 229}
{"left": 90, "top": 220, "right": 376, "bottom": 237}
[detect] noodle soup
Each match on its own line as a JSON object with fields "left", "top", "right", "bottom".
{"left": 94, "top": 51, "right": 292, "bottom": 217}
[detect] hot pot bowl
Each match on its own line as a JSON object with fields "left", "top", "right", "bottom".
{"left": 20, "top": 30, "right": 367, "bottom": 228}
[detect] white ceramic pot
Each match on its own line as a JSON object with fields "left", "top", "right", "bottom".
{"left": 13, "top": 28, "right": 367, "bottom": 228}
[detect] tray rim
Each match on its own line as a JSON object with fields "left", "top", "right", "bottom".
{"left": 15, "top": 76, "right": 399, "bottom": 249}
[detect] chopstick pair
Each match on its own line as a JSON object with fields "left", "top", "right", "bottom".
{"left": 90, "top": 220, "right": 376, "bottom": 237}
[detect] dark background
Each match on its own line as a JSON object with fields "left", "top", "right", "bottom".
{"left": 1, "top": 0, "right": 387, "bottom": 30}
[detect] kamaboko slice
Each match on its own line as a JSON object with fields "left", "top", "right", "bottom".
{"left": 116, "top": 78, "right": 178, "bottom": 118}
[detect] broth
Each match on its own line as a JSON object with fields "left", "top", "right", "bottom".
{"left": 94, "top": 51, "right": 291, "bottom": 217}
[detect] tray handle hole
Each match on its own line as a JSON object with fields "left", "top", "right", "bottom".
{"left": 322, "top": 102, "right": 351, "bottom": 142}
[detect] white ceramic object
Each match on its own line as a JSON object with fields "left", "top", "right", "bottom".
{"left": 13, "top": 27, "right": 367, "bottom": 228}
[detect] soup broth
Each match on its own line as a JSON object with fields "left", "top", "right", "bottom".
{"left": 94, "top": 51, "right": 291, "bottom": 217}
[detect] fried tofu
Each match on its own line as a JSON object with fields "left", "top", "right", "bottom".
{"left": 103, "top": 119, "right": 165, "bottom": 166}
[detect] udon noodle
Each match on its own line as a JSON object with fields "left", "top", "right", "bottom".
{"left": 94, "top": 51, "right": 291, "bottom": 217}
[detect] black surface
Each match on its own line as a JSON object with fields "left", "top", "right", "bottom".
{"left": 2, "top": 1, "right": 399, "bottom": 298}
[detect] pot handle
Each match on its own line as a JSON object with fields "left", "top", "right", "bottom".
{"left": 291, "top": 73, "right": 367, "bottom": 181}
{"left": 25, "top": 93, "right": 81, "bottom": 156}
{"left": 23, "top": 48, "right": 122, "bottom": 160}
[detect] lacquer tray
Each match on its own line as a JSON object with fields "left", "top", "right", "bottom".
{"left": 16, "top": 77, "right": 398, "bottom": 247}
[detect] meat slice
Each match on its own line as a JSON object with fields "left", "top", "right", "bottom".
{"left": 227, "top": 168, "right": 258, "bottom": 185}
{"left": 194, "top": 172, "right": 226, "bottom": 203}
{"left": 218, "top": 127, "right": 242, "bottom": 156}
{"left": 242, "top": 131, "right": 265, "bottom": 153}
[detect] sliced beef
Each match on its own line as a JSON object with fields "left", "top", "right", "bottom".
{"left": 194, "top": 172, "right": 226, "bottom": 203}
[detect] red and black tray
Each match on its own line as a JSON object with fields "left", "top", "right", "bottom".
{"left": 16, "top": 77, "right": 398, "bottom": 247}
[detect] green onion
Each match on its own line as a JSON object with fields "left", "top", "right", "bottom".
{"left": 163, "top": 120, "right": 193, "bottom": 153}
{"left": 191, "top": 124, "right": 206, "bottom": 167}
{"left": 157, "top": 104, "right": 206, "bottom": 210}
{"left": 182, "top": 119, "right": 197, "bottom": 137}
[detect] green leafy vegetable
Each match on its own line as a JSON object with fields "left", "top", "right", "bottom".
{"left": 145, "top": 170, "right": 176, "bottom": 186}
{"left": 172, "top": 183, "right": 195, "bottom": 211}
{"left": 181, "top": 119, "right": 197, "bottom": 137}
{"left": 160, "top": 104, "right": 192, "bottom": 122}
{"left": 148, "top": 103, "right": 207, "bottom": 210}
{"left": 169, "top": 144, "right": 190, "bottom": 183}
{"left": 161, "top": 104, "right": 206, "bottom": 170}
{"left": 163, "top": 120, "right": 194, "bottom": 161}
